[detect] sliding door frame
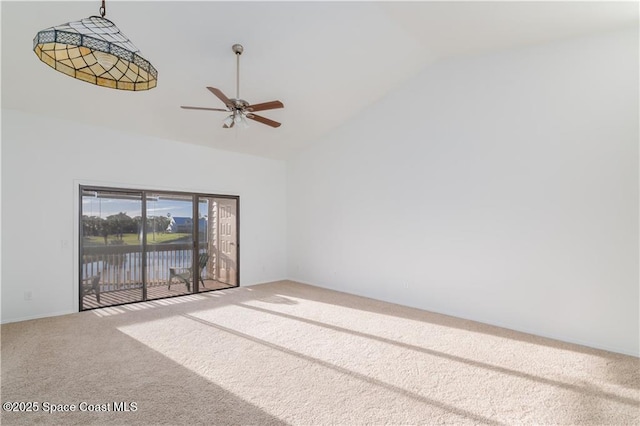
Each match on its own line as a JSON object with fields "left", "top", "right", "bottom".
{"left": 79, "top": 185, "right": 240, "bottom": 311}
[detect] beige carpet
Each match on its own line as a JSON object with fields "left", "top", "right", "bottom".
{"left": 1, "top": 280, "right": 638, "bottom": 425}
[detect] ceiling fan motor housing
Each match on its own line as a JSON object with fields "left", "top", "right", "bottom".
{"left": 231, "top": 98, "right": 249, "bottom": 111}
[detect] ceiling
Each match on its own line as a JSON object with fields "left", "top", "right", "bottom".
{"left": 2, "top": 1, "right": 638, "bottom": 160}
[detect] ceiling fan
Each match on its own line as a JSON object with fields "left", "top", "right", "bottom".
{"left": 181, "top": 44, "right": 284, "bottom": 129}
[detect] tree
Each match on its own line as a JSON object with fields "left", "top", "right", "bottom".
{"left": 82, "top": 215, "right": 101, "bottom": 236}
{"left": 106, "top": 212, "right": 135, "bottom": 241}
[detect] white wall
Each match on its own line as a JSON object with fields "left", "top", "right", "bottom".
{"left": 287, "top": 28, "right": 639, "bottom": 356}
{"left": 2, "top": 28, "right": 637, "bottom": 357}
{"left": 1, "top": 110, "right": 287, "bottom": 323}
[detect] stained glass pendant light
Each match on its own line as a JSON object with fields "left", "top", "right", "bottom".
{"left": 33, "top": 0, "right": 157, "bottom": 90}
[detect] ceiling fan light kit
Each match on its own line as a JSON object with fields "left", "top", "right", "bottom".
{"left": 181, "top": 43, "right": 284, "bottom": 129}
{"left": 33, "top": 0, "right": 157, "bottom": 91}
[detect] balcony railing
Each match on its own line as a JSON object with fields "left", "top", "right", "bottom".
{"left": 82, "top": 243, "right": 209, "bottom": 292}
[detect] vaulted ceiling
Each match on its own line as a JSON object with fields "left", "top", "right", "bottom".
{"left": 2, "top": 1, "right": 637, "bottom": 159}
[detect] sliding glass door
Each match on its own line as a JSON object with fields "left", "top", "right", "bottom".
{"left": 80, "top": 189, "right": 144, "bottom": 309}
{"left": 146, "top": 193, "right": 194, "bottom": 300}
{"left": 80, "top": 186, "right": 239, "bottom": 310}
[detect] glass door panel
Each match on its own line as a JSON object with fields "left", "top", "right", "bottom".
{"left": 197, "top": 197, "right": 213, "bottom": 292}
{"left": 80, "top": 189, "right": 144, "bottom": 309}
{"left": 217, "top": 198, "right": 238, "bottom": 286}
{"left": 197, "top": 197, "right": 238, "bottom": 291}
{"left": 146, "top": 193, "right": 194, "bottom": 300}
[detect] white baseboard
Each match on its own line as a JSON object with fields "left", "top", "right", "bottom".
{"left": 1, "top": 309, "right": 76, "bottom": 325}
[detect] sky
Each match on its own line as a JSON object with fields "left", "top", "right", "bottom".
{"left": 82, "top": 196, "right": 208, "bottom": 219}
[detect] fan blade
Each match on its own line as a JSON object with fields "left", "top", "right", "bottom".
{"left": 247, "top": 113, "right": 281, "bottom": 128}
{"left": 207, "top": 87, "right": 234, "bottom": 108}
{"left": 246, "top": 100, "right": 284, "bottom": 112}
{"left": 181, "top": 106, "right": 228, "bottom": 112}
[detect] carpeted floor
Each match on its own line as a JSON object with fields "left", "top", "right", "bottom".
{"left": 1, "top": 280, "right": 638, "bottom": 425}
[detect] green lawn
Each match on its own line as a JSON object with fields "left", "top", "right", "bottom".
{"left": 84, "top": 233, "right": 191, "bottom": 246}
